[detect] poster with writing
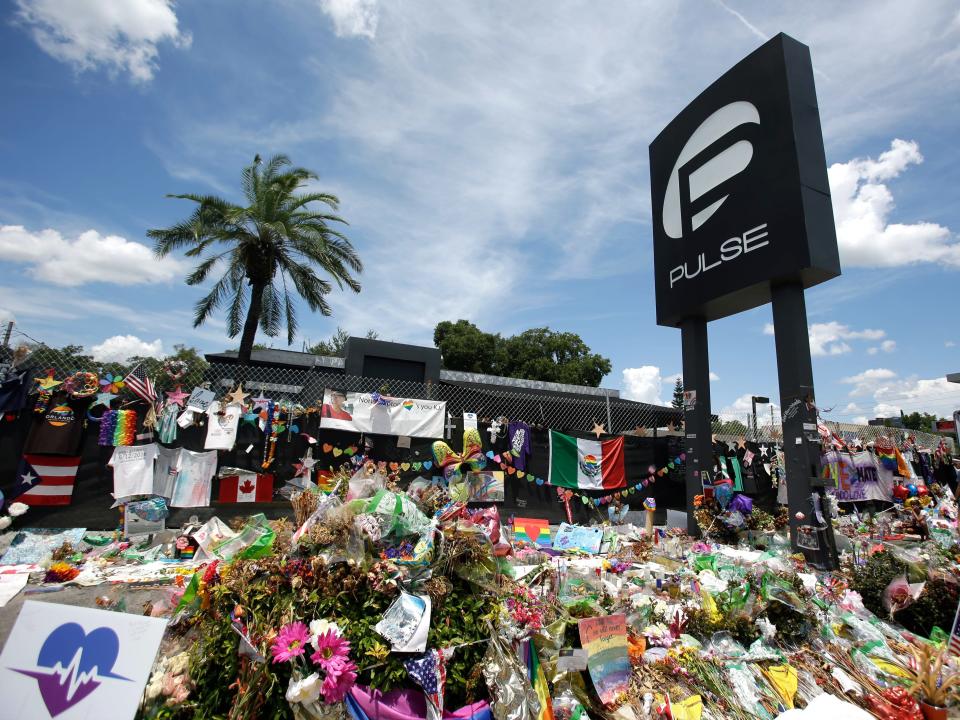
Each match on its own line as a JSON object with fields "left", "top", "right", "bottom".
{"left": 553, "top": 523, "right": 603, "bottom": 554}
{"left": 578, "top": 613, "right": 630, "bottom": 705}
{"left": 319, "top": 389, "right": 446, "bottom": 438}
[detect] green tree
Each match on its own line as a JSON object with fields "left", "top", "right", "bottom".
{"left": 433, "top": 320, "right": 612, "bottom": 387}
{"left": 900, "top": 411, "right": 938, "bottom": 432}
{"left": 149, "top": 154, "right": 363, "bottom": 365}
{"left": 672, "top": 377, "right": 684, "bottom": 409}
{"left": 307, "top": 327, "right": 378, "bottom": 357}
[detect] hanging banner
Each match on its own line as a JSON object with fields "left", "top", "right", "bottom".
{"left": 319, "top": 389, "right": 446, "bottom": 438}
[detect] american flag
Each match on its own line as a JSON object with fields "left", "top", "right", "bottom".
{"left": 124, "top": 363, "right": 156, "bottom": 404}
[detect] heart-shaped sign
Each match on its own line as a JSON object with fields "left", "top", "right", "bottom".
{"left": 516, "top": 471, "right": 525, "bottom": 479}
{"left": 389, "top": 462, "right": 399, "bottom": 472}
{"left": 412, "top": 462, "right": 422, "bottom": 471}
{"left": 322, "top": 443, "right": 333, "bottom": 453}
{"left": 485, "top": 451, "right": 494, "bottom": 459}
{"left": 16, "top": 622, "right": 129, "bottom": 717}
{"left": 506, "top": 466, "right": 516, "bottom": 475}
{"left": 400, "top": 463, "right": 410, "bottom": 472}
{"left": 492, "top": 455, "right": 501, "bottom": 463}
{"left": 422, "top": 461, "right": 433, "bottom": 471}
{"left": 535, "top": 477, "right": 544, "bottom": 485}
{"left": 345, "top": 446, "right": 356, "bottom": 456}
{"left": 332, "top": 448, "right": 343, "bottom": 457}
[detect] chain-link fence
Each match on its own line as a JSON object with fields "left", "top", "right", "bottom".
{"left": 711, "top": 412, "right": 955, "bottom": 453}
{"left": 3, "top": 327, "right": 956, "bottom": 452}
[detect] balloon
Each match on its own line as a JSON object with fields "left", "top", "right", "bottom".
{"left": 907, "top": 483, "right": 918, "bottom": 497}
{"left": 714, "top": 483, "right": 733, "bottom": 510}
{"left": 917, "top": 485, "right": 930, "bottom": 497}
{"left": 892, "top": 484, "right": 910, "bottom": 502}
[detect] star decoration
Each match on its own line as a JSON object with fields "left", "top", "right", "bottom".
{"left": 241, "top": 411, "right": 259, "bottom": 426}
{"left": 92, "top": 391, "right": 117, "bottom": 409}
{"left": 737, "top": 436, "right": 747, "bottom": 449}
{"left": 293, "top": 449, "right": 319, "bottom": 478}
{"left": 226, "top": 384, "right": 249, "bottom": 406}
{"left": 166, "top": 385, "right": 190, "bottom": 407}
{"left": 760, "top": 444, "right": 770, "bottom": 457}
{"left": 251, "top": 392, "right": 270, "bottom": 411}
{"left": 19, "top": 471, "right": 38, "bottom": 487}
{"left": 34, "top": 369, "right": 61, "bottom": 392}
{"left": 591, "top": 421, "right": 606, "bottom": 438}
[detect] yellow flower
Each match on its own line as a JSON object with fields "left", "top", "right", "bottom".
{"left": 368, "top": 642, "right": 390, "bottom": 661}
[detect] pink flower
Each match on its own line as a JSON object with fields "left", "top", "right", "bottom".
{"left": 310, "top": 629, "right": 351, "bottom": 672}
{"left": 321, "top": 660, "right": 357, "bottom": 703}
{"left": 271, "top": 622, "right": 311, "bottom": 664}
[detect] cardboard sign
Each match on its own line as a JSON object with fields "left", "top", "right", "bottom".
{"left": 553, "top": 523, "right": 603, "bottom": 554}
{"left": 0, "top": 601, "right": 167, "bottom": 719}
{"left": 578, "top": 613, "right": 630, "bottom": 705}
{"left": 513, "top": 517, "right": 551, "bottom": 547}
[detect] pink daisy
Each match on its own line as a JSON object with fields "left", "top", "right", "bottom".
{"left": 321, "top": 659, "right": 358, "bottom": 703}
{"left": 271, "top": 621, "right": 311, "bottom": 664}
{"left": 310, "top": 630, "right": 351, "bottom": 672}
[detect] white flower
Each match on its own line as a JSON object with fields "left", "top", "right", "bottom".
{"left": 309, "top": 618, "right": 341, "bottom": 650}
{"left": 167, "top": 652, "right": 190, "bottom": 676}
{"left": 7, "top": 503, "right": 28, "bottom": 517}
{"left": 0, "top": 516, "right": 11, "bottom": 530}
{"left": 286, "top": 672, "right": 322, "bottom": 704}
{"left": 145, "top": 672, "right": 165, "bottom": 701}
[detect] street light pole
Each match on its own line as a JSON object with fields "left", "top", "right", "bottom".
{"left": 751, "top": 395, "right": 769, "bottom": 442}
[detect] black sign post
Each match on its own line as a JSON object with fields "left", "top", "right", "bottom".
{"left": 649, "top": 33, "right": 841, "bottom": 566}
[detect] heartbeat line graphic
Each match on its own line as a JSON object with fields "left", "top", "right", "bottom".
{"left": 27, "top": 648, "right": 101, "bottom": 701}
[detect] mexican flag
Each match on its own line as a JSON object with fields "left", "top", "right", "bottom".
{"left": 548, "top": 431, "right": 626, "bottom": 490}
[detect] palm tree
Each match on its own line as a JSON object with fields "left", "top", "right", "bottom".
{"left": 148, "top": 154, "right": 363, "bottom": 364}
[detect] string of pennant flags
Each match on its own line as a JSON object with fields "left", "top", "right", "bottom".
{"left": 314, "top": 442, "right": 685, "bottom": 505}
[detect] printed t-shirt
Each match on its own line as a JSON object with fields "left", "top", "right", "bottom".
{"left": 154, "top": 445, "right": 182, "bottom": 498}
{"left": 24, "top": 391, "right": 95, "bottom": 455}
{"left": 507, "top": 421, "right": 531, "bottom": 471}
{"left": 109, "top": 443, "right": 159, "bottom": 499}
{"left": 169, "top": 449, "right": 217, "bottom": 507}
{"left": 204, "top": 401, "right": 241, "bottom": 451}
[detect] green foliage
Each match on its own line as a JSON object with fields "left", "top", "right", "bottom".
{"left": 671, "top": 377, "right": 684, "bottom": 410}
{"left": 900, "top": 411, "right": 938, "bottom": 432}
{"left": 307, "top": 327, "right": 379, "bottom": 357}
{"left": 715, "top": 419, "right": 748, "bottom": 436}
{"left": 149, "top": 154, "right": 364, "bottom": 363}
{"left": 433, "top": 320, "right": 612, "bottom": 387}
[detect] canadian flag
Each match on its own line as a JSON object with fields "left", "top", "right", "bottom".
{"left": 218, "top": 471, "right": 273, "bottom": 503}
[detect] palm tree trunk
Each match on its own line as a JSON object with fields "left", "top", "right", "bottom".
{"left": 237, "top": 281, "right": 266, "bottom": 365}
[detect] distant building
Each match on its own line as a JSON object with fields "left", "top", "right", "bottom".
{"left": 868, "top": 416, "right": 903, "bottom": 428}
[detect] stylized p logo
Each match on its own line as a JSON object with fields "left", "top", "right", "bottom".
{"left": 662, "top": 101, "right": 760, "bottom": 239}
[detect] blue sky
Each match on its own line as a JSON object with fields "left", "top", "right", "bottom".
{"left": 1, "top": 0, "right": 959, "bottom": 425}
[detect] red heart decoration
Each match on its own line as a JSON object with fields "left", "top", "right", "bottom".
{"left": 322, "top": 443, "right": 333, "bottom": 453}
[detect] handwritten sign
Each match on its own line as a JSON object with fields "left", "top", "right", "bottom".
{"left": 578, "top": 613, "right": 630, "bottom": 705}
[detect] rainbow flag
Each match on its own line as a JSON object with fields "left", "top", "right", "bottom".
{"left": 526, "top": 641, "right": 555, "bottom": 720}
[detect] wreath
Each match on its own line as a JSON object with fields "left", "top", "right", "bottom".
{"left": 64, "top": 371, "right": 99, "bottom": 398}
{"left": 163, "top": 359, "right": 189, "bottom": 380}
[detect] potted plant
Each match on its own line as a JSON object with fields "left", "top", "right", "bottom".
{"left": 894, "top": 641, "right": 960, "bottom": 720}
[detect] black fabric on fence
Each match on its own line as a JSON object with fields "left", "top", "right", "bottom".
{"left": 0, "top": 407, "right": 687, "bottom": 529}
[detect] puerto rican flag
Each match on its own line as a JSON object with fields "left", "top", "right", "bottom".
{"left": 11, "top": 455, "right": 81, "bottom": 506}
{"left": 218, "top": 471, "right": 273, "bottom": 503}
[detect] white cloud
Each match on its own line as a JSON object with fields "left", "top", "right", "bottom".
{"left": 90, "top": 334, "right": 164, "bottom": 362}
{"left": 829, "top": 139, "right": 959, "bottom": 267}
{"left": 717, "top": 393, "right": 778, "bottom": 423}
{"left": 867, "top": 340, "right": 897, "bottom": 355}
{"left": 662, "top": 371, "right": 718, "bottom": 384}
{"left": 852, "top": 416, "right": 869, "bottom": 425}
{"left": 763, "top": 321, "right": 886, "bottom": 357}
{"left": 14, "top": 0, "right": 190, "bottom": 82}
{"left": 0, "top": 225, "right": 183, "bottom": 286}
{"left": 622, "top": 366, "right": 664, "bottom": 405}
{"left": 318, "top": 0, "right": 379, "bottom": 38}
{"left": 842, "top": 402, "right": 862, "bottom": 415}
{"left": 840, "top": 367, "right": 960, "bottom": 417}
{"left": 947, "top": 341, "right": 957, "bottom": 348}
{"left": 709, "top": 372, "right": 720, "bottom": 382}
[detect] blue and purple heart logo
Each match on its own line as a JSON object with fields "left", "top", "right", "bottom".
{"left": 13, "top": 622, "right": 130, "bottom": 717}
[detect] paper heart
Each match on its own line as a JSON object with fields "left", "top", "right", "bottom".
{"left": 485, "top": 451, "right": 495, "bottom": 459}
{"left": 400, "top": 463, "right": 410, "bottom": 472}
{"left": 16, "top": 622, "right": 128, "bottom": 717}
{"left": 332, "top": 448, "right": 343, "bottom": 457}
{"left": 422, "top": 461, "right": 432, "bottom": 471}
{"left": 506, "top": 466, "right": 516, "bottom": 475}
{"left": 345, "top": 446, "right": 356, "bottom": 456}
{"left": 535, "top": 477, "right": 544, "bottom": 485}
{"left": 322, "top": 443, "right": 333, "bottom": 453}
{"left": 492, "top": 455, "right": 501, "bottom": 463}
{"left": 389, "top": 462, "right": 400, "bottom": 472}
{"left": 516, "top": 471, "right": 525, "bottom": 479}
{"left": 499, "top": 463, "right": 507, "bottom": 471}
{"left": 412, "top": 462, "right": 423, "bottom": 471}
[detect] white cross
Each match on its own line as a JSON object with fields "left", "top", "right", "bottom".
{"left": 445, "top": 412, "right": 456, "bottom": 439}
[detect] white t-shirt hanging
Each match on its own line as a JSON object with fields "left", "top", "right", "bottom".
{"left": 109, "top": 443, "right": 159, "bottom": 499}
{"left": 169, "top": 449, "right": 218, "bottom": 507}
{"left": 204, "top": 401, "right": 241, "bottom": 450}
{"left": 154, "top": 445, "right": 182, "bottom": 498}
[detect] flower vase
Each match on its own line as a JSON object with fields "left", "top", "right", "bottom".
{"left": 920, "top": 701, "right": 947, "bottom": 720}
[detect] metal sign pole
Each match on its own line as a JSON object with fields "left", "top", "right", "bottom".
{"left": 681, "top": 317, "right": 713, "bottom": 537}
